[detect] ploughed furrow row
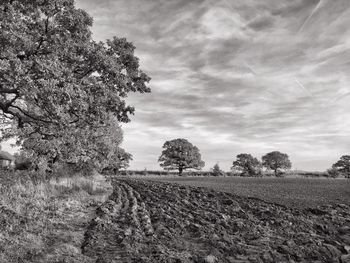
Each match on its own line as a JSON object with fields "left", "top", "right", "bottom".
{"left": 82, "top": 178, "right": 350, "bottom": 263}
{"left": 81, "top": 180, "right": 156, "bottom": 262}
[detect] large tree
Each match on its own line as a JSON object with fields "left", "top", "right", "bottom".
{"left": 0, "top": 0, "right": 150, "bottom": 171}
{"left": 262, "top": 151, "right": 292, "bottom": 176}
{"left": 332, "top": 155, "right": 350, "bottom": 178}
{"left": 231, "top": 153, "right": 261, "bottom": 177}
{"left": 158, "top": 138, "right": 205, "bottom": 175}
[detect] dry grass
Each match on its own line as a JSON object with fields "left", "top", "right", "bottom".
{"left": 0, "top": 170, "right": 112, "bottom": 263}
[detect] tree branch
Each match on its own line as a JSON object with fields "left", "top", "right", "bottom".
{"left": 8, "top": 105, "right": 56, "bottom": 124}
{"left": 0, "top": 85, "right": 19, "bottom": 94}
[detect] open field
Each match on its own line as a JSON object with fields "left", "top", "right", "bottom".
{"left": 1, "top": 173, "right": 349, "bottom": 262}
{"left": 141, "top": 176, "right": 350, "bottom": 209}
{"left": 83, "top": 178, "right": 350, "bottom": 262}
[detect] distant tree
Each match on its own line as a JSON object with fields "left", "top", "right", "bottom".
{"left": 142, "top": 168, "right": 148, "bottom": 176}
{"left": 231, "top": 153, "right": 262, "bottom": 177}
{"left": 332, "top": 155, "right": 350, "bottom": 178}
{"left": 158, "top": 138, "right": 205, "bottom": 176}
{"left": 326, "top": 167, "right": 340, "bottom": 178}
{"left": 262, "top": 151, "right": 292, "bottom": 177}
{"left": 0, "top": 0, "right": 150, "bottom": 172}
{"left": 211, "top": 163, "right": 224, "bottom": 176}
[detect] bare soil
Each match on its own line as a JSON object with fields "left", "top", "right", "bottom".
{"left": 82, "top": 178, "right": 350, "bottom": 263}
{"left": 142, "top": 176, "right": 350, "bottom": 208}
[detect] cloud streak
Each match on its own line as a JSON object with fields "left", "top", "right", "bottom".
{"left": 298, "top": 0, "right": 323, "bottom": 33}
{"left": 71, "top": 0, "right": 350, "bottom": 171}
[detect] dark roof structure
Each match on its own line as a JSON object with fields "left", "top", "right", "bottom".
{"left": 0, "top": 151, "right": 14, "bottom": 161}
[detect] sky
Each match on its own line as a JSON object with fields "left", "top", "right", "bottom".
{"left": 3, "top": 0, "right": 350, "bottom": 171}
{"left": 74, "top": 0, "right": 350, "bottom": 172}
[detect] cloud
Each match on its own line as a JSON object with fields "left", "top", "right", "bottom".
{"left": 69, "top": 0, "right": 350, "bottom": 171}
{"left": 247, "top": 15, "right": 275, "bottom": 31}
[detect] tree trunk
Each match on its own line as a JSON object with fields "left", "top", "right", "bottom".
{"left": 274, "top": 168, "right": 278, "bottom": 177}
{"left": 179, "top": 166, "right": 183, "bottom": 176}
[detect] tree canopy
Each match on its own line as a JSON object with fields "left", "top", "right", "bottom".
{"left": 158, "top": 138, "right": 205, "bottom": 175}
{"left": 262, "top": 151, "right": 291, "bottom": 176}
{"left": 332, "top": 155, "right": 350, "bottom": 178}
{"left": 212, "top": 163, "right": 224, "bottom": 176}
{"left": 231, "top": 153, "right": 261, "bottom": 177}
{"left": 101, "top": 147, "right": 132, "bottom": 174}
{"left": 0, "top": 0, "right": 150, "bottom": 171}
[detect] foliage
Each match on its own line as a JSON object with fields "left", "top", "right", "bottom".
{"left": 0, "top": 0, "right": 150, "bottom": 171}
{"left": 158, "top": 138, "right": 205, "bottom": 175}
{"left": 326, "top": 167, "right": 340, "bottom": 178}
{"left": 231, "top": 153, "right": 262, "bottom": 177}
{"left": 262, "top": 151, "right": 292, "bottom": 176}
{"left": 332, "top": 155, "right": 350, "bottom": 178}
{"left": 211, "top": 163, "right": 224, "bottom": 176}
{"left": 13, "top": 150, "right": 32, "bottom": 170}
{"left": 101, "top": 147, "right": 132, "bottom": 174}
{"left": 142, "top": 168, "right": 148, "bottom": 176}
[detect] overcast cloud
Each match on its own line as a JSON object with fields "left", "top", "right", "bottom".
{"left": 70, "top": 0, "right": 350, "bottom": 171}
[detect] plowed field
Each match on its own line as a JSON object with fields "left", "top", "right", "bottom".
{"left": 82, "top": 178, "right": 350, "bottom": 263}
{"left": 143, "top": 177, "right": 350, "bottom": 208}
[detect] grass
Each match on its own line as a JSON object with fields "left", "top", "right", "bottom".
{"left": 142, "top": 176, "right": 350, "bottom": 208}
{"left": 0, "top": 170, "right": 112, "bottom": 263}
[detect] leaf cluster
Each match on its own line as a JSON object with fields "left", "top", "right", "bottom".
{"left": 332, "top": 155, "right": 350, "bottom": 178}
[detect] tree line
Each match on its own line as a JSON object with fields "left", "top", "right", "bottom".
{"left": 158, "top": 138, "right": 291, "bottom": 176}
{"left": 158, "top": 138, "right": 350, "bottom": 178}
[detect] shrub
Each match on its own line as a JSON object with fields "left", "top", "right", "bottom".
{"left": 326, "top": 167, "right": 340, "bottom": 178}
{"left": 211, "top": 163, "right": 224, "bottom": 176}
{"left": 332, "top": 155, "right": 350, "bottom": 178}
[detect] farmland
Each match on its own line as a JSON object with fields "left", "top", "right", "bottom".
{"left": 2, "top": 0, "right": 350, "bottom": 262}
{"left": 83, "top": 178, "right": 350, "bottom": 262}
{"left": 142, "top": 176, "right": 350, "bottom": 209}
{"left": 1, "top": 173, "right": 349, "bottom": 262}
